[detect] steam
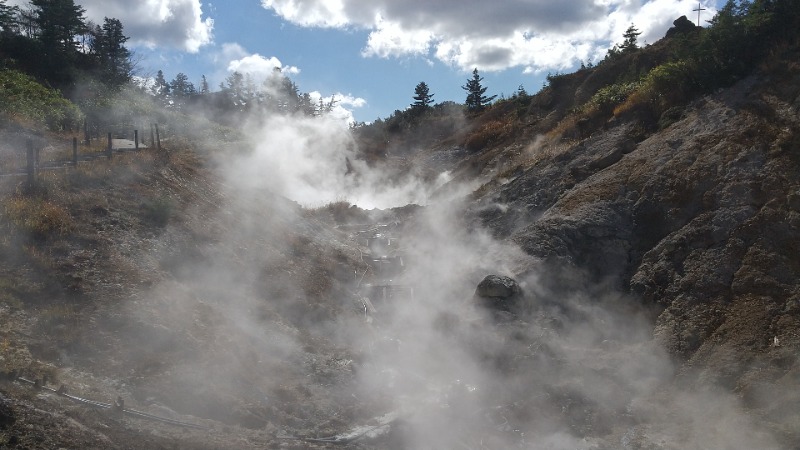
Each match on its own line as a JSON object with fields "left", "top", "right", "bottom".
{"left": 207, "top": 109, "right": 786, "bottom": 448}
{"left": 343, "top": 196, "right": 786, "bottom": 448}
{"left": 49, "top": 88, "right": 785, "bottom": 449}
{"left": 227, "top": 113, "right": 453, "bottom": 209}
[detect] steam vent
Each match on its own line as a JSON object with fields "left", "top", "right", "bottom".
{"left": 0, "top": 2, "right": 799, "bottom": 449}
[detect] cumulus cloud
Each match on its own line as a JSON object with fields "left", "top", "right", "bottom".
{"left": 260, "top": 0, "right": 349, "bottom": 28}
{"left": 213, "top": 42, "right": 298, "bottom": 82}
{"left": 261, "top": 0, "right": 717, "bottom": 72}
{"left": 362, "top": 15, "right": 435, "bottom": 58}
{"left": 20, "top": 0, "right": 217, "bottom": 53}
{"left": 228, "top": 53, "right": 300, "bottom": 80}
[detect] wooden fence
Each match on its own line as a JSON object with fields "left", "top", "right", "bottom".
{"left": 0, "top": 124, "right": 165, "bottom": 187}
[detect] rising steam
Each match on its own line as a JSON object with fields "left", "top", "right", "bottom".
{"left": 94, "top": 96, "right": 786, "bottom": 450}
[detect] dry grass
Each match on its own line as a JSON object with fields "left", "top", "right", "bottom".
{"left": 0, "top": 276, "right": 25, "bottom": 309}
{"left": 464, "top": 119, "right": 516, "bottom": 151}
{"left": 2, "top": 195, "right": 73, "bottom": 239}
{"left": 545, "top": 115, "right": 582, "bottom": 142}
{"left": 38, "top": 303, "right": 79, "bottom": 328}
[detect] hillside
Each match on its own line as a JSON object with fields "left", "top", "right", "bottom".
{"left": 0, "top": 8, "right": 799, "bottom": 450}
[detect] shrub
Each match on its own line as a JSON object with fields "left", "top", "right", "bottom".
{"left": 585, "top": 81, "right": 641, "bottom": 114}
{"left": 613, "top": 61, "right": 694, "bottom": 119}
{"left": 0, "top": 69, "right": 83, "bottom": 131}
{"left": 141, "top": 196, "right": 174, "bottom": 227}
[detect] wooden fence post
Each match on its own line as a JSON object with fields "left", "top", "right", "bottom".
{"left": 150, "top": 124, "right": 155, "bottom": 147}
{"left": 72, "top": 137, "right": 78, "bottom": 165}
{"left": 107, "top": 133, "right": 113, "bottom": 159}
{"left": 26, "top": 139, "right": 35, "bottom": 187}
{"left": 155, "top": 124, "right": 161, "bottom": 153}
{"left": 134, "top": 130, "right": 139, "bottom": 150}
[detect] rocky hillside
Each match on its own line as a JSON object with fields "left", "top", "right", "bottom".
{"left": 456, "top": 31, "right": 800, "bottom": 448}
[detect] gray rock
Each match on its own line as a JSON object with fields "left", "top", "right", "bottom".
{"left": 474, "top": 275, "right": 526, "bottom": 316}
{"left": 475, "top": 275, "right": 521, "bottom": 299}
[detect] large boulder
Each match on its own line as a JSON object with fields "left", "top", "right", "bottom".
{"left": 474, "top": 275, "right": 525, "bottom": 315}
{"left": 666, "top": 15, "right": 697, "bottom": 38}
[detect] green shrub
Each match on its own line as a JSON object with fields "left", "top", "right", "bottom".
{"left": 141, "top": 196, "right": 174, "bottom": 227}
{"left": 613, "top": 61, "right": 694, "bottom": 119}
{"left": 0, "top": 69, "right": 83, "bottom": 130}
{"left": 586, "top": 81, "right": 641, "bottom": 113}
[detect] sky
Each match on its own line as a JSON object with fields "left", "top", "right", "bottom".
{"left": 11, "top": 0, "right": 723, "bottom": 124}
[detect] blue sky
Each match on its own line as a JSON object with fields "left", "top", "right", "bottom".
{"left": 12, "top": 0, "right": 724, "bottom": 123}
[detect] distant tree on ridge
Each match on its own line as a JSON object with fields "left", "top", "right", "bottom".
{"left": 462, "top": 68, "right": 496, "bottom": 112}
{"left": 411, "top": 81, "right": 434, "bottom": 111}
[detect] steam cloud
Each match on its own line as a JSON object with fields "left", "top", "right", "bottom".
{"left": 99, "top": 102, "right": 784, "bottom": 449}
{"left": 228, "top": 113, "right": 453, "bottom": 209}
{"left": 216, "top": 111, "right": 783, "bottom": 448}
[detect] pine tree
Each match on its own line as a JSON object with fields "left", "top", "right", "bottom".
{"left": 0, "top": 0, "right": 18, "bottom": 35}
{"left": 152, "top": 69, "right": 170, "bottom": 104}
{"left": 299, "top": 92, "right": 315, "bottom": 116}
{"left": 30, "top": 0, "right": 86, "bottom": 83}
{"left": 223, "top": 71, "right": 247, "bottom": 110}
{"left": 91, "top": 17, "right": 131, "bottom": 87}
{"left": 199, "top": 75, "right": 209, "bottom": 95}
{"left": 411, "top": 81, "right": 434, "bottom": 111}
{"left": 31, "top": 0, "right": 86, "bottom": 53}
{"left": 462, "top": 68, "right": 496, "bottom": 112}
{"left": 170, "top": 72, "right": 195, "bottom": 105}
{"left": 620, "top": 24, "right": 642, "bottom": 53}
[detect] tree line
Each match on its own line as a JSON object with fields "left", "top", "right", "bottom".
{"left": 0, "top": 0, "right": 132, "bottom": 90}
{"left": 147, "top": 68, "right": 338, "bottom": 126}
{"left": 0, "top": 0, "right": 336, "bottom": 131}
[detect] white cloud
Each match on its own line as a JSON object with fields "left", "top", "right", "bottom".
{"left": 261, "top": 0, "right": 718, "bottom": 72}
{"left": 29, "top": 0, "right": 216, "bottom": 53}
{"left": 7, "top": 0, "right": 214, "bottom": 51}
{"left": 260, "top": 0, "right": 349, "bottom": 28}
{"left": 213, "top": 42, "right": 298, "bottom": 83}
{"left": 228, "top": 54, "right": 299, "bottom": 81}
{"left": 362, "top": 15, "right": 435, "bottom": 58}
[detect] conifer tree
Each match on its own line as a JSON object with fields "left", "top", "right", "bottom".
{"left": 170, "top": 72, "right": 195, "bottom": 107}
{"left": 31, "top": 0, "right": 86, "bottom": 53}
{"left": 199, "top": 75, "right": 209, "bottom": 95}
{"left": 620, "top": 23, "right": 642, "bottom": 53}
{"left": 91, "top": 17, "right": 131, "bottom": 87}
{"left": 152, "top": 69, "right": 170, "bottom": 104}
{"left": 0, "top": 0, "right": 18, "bottom": 35}
{"left": 411, "top": 81, "right": 434, "bottom": 110}
{"left": 462, "top": 68, "right": 496, "bottom": 112}
{"left": 30, "top": 0, "right": 86, "bottom": 82}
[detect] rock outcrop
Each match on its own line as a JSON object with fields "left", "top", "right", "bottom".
{"left": 473, "top": 67, "right": 800, "bottom": 423}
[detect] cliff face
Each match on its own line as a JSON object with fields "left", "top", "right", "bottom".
{"left": 466, "top": 54, "right": 800, "bottom": 435}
